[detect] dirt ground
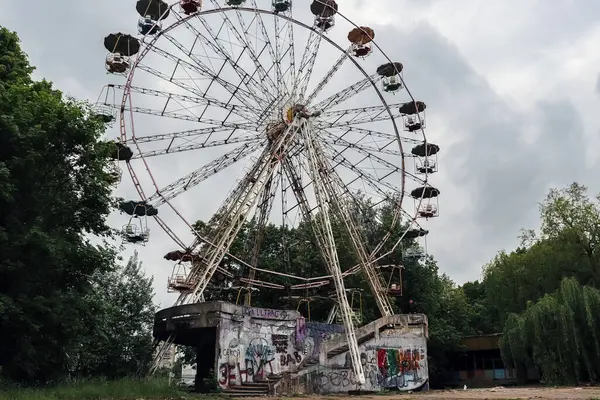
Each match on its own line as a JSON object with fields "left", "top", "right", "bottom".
{"left": 261, "top": 387, "right": 600, "bottom": 400}
{"left": 401, "top": 386, "right": 600, "bottom": 399}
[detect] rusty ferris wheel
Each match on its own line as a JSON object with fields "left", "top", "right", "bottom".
{"left": 96, "top": 0, "right": 440, "bottom": 386}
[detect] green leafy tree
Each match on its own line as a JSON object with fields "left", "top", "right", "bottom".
{"left": 477, "top": 183, "right": 600, "bottom": 384}
{"left": 500, "top": 277, "right": 600, "bottom": 384}
{"left": 72, "top": 251, "right": 156, "bottom": 378}
{"left": 0, "top": 27, "right": 116, "bottom": 383}
{"left": 482, "top": 183, "right": 600, "bottom": 328}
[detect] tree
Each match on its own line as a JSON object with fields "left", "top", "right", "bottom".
{"left": 500, "top": 277, "right": 600, "bottom": 384}
{"left": 471, "top": 183, "right": 600, "bottom": 384}
{"left": 0, "top": 27, "right": 116, "bottom": 383}
{"left": 461, "top": 280, "right": 500, "bottom": 334}
{"left": 72, "top": 252, "right": 156, "bottom": 379}
{"left": 481, "top": 183, "right": 600, "bottom": 329}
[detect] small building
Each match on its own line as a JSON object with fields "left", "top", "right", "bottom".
{"left": 449, "top": 334, "right": 539, "bottom": 388}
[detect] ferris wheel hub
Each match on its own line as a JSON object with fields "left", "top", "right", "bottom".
{"left": 284, "top": 103, "right": 321, "bottom": 124}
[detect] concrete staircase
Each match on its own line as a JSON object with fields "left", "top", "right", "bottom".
{"left": 221, "top": 376, "right": 281, "bottom": 397}
{"left": 323, "top": 314, "right": 427, "bottom": 358}
{"left": 221, "top": 381, "right": 270, "bottom": 397}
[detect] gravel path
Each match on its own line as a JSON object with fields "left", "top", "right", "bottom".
{"left": 258, "top": 387, "right": 600, "bottom": 400}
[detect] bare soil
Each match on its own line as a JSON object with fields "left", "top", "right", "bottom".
{"left": 267, "top": 387, "right": 600, "bottom": 400}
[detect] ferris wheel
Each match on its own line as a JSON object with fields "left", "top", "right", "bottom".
{"left": 96, "top": 0, "right": 440, "bottom": 385}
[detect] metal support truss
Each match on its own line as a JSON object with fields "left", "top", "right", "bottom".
{"left": 177, "top": 119, "right": 306, "bottom": 305}
{"left": 307, "top": 136, "right": 394, "bottom": 318}
{"left": 282, "top": 123, "right": 365, "bottom": 386}
{"left": 243, "top": 173, "right": 281, "bottom": 306}
{"left": 146, "top": 141, "right": 262, "bottom": 207}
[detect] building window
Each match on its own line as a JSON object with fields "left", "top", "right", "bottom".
{"left": 483, "top": 357, "right": 494, "bottom": 370}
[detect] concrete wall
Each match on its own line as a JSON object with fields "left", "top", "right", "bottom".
{"left": 318, "top": 327, "right": 429, "bottom": 392}
{"left": 215, "top": 305, "right": 303, "bottom": 388}
{"left": 210, "top": 303, "right": 428, "bottom": 393}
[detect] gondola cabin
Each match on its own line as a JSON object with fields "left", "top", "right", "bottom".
{"left": 138, "top": 16, "right": 161, "bottom": 35}
{"left": 180, "top": 0, "right": 202, "bottom": 14}
{"left": 105, "top": 54, "right": 130, "bottom": 74}
{"left": 272, "top": 0, "right": 291, "bottom": 13}
{"left": 383, "top": 75, "right": 402, "bottom": 92}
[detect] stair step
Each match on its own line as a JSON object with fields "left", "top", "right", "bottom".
{"left": 222, "top": 391, "right": 268, "bottom": 397}
{"left": 232, "top": 386, "right": 268, "bottom": 391}
{"left": 221, "top": 381, "right": 273, "bottom": 397}
{"left": 223, "top": 388, "right": 268, "bottom": 393}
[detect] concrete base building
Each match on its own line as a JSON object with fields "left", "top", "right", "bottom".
{"left": 154, "top": 301, "right": 429, "bottom": 395}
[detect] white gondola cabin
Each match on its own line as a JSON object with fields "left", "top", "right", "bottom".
{"left": 383, "top": 75, "right": 403, "bottom": 92}
{"left": 418, "top": 203, "right": 438, "bottom": 219}
{"left": 415, "top": 157, "right": 437, "bottom": 174}
{"left": 121, "top": 221, "right": 150, "bottom": 244}
{"left": 105, "top": 53, "right": 130, "bottom": 74}
{"left": 138, "top": 16, "right": 161, "bottom": 35}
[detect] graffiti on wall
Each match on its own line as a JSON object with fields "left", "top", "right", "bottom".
{"left": 244, "top": 338, "right": 275, "bottom": 378}
{"left": 375, "top": 347, "right": 426, "bottom": 389}
{"left": 218, "top": 338, "right": 276, "bottom": 386}
{"left": 317, "top": 346, "right": 427, "bottom": 392}
{"left": 303, "top": 322, "right": 344, "bottom": 359}
{"left": 272, "top": 334, "right": 303, "bottom": 367}
{"left": 217, "top": 318, "right": 306, "bottom": 388}
{"left": 241, "top": 307, "right": 288, "bottom": 320}
{"left": 215, "top": 310, "right": 427, "bottom": 392}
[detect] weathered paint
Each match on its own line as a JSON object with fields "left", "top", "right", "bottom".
{"left": 210, "top": 303, "right": 428, "bottom": 393}
{"left": 316, "top": 332, "right": 429, "bottom": 392}
{"left": 216, "top": 305, "right": 303, "bottom": 388}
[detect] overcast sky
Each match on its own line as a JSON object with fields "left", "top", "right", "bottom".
{"left": 2, "top": 0, "right": 600, "bottom": 308}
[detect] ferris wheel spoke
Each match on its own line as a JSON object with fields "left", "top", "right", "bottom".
{"left": 174, "top": 14, "right": 276, "bottom": 106}
{"left": 132, "top": 124, "right": 257, "bottom": 144}
{"left": 321, "top": 131, "right": 402, "bottom": 157}
{"left": 120, "top": 104, "right": 255, "bottom": 127}
{"left": 248, "top": 0, "right": 280, "bottom": 92}
{"left": 163, "top": 31, "right": 270, "bottom": 109}
{"left": 325, "top": 145, "right": 402, "bottom": 195}
{"left": 146, "top": 141, "right": 263, "bottom": 207}
{"left": 133, "top": 133, "right": 263, "bottom": 159}
{"left": 326, "top": 126, "right": 424, "bottom": 146}
{"left": 147, "top": 42, "right": 265, "bottom": 111}
{"left": 205, "top": 1, "right": 279, "bottom": 97}
{"left": 293, "top": 29, "right": 323, "bottom": 100}
{"left": 134, "top": 64, "right": 256, "bottom": 121}
{"left": 305, "top": 51, "right": 348, "bottom": 105}
{"left": 325, "top": 149, "right": 404, "bottom": 201}
{"left": 317, "top": 104, "right": 402, "bottom": 127}
{"left": 333, "top": 141, "right": 424, "bottom": 184}
{"left": 120, "top": 85, "right": 257, "bottom": 122}
{"left": 312, "top": 73, "right": 382, "bottom": 111}
{"left": 232, "top": 5, "right": 280, "bottom": 94}
{"left": 273, "top": 12, "right": 295, "bottom": 97}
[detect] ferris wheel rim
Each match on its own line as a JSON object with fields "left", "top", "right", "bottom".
{"left": 117, "top": 1, "right": 430, "bottom": 271}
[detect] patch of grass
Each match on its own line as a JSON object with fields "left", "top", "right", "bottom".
{"left": 0, "top": 377, "right": 208, "bottom": 400}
